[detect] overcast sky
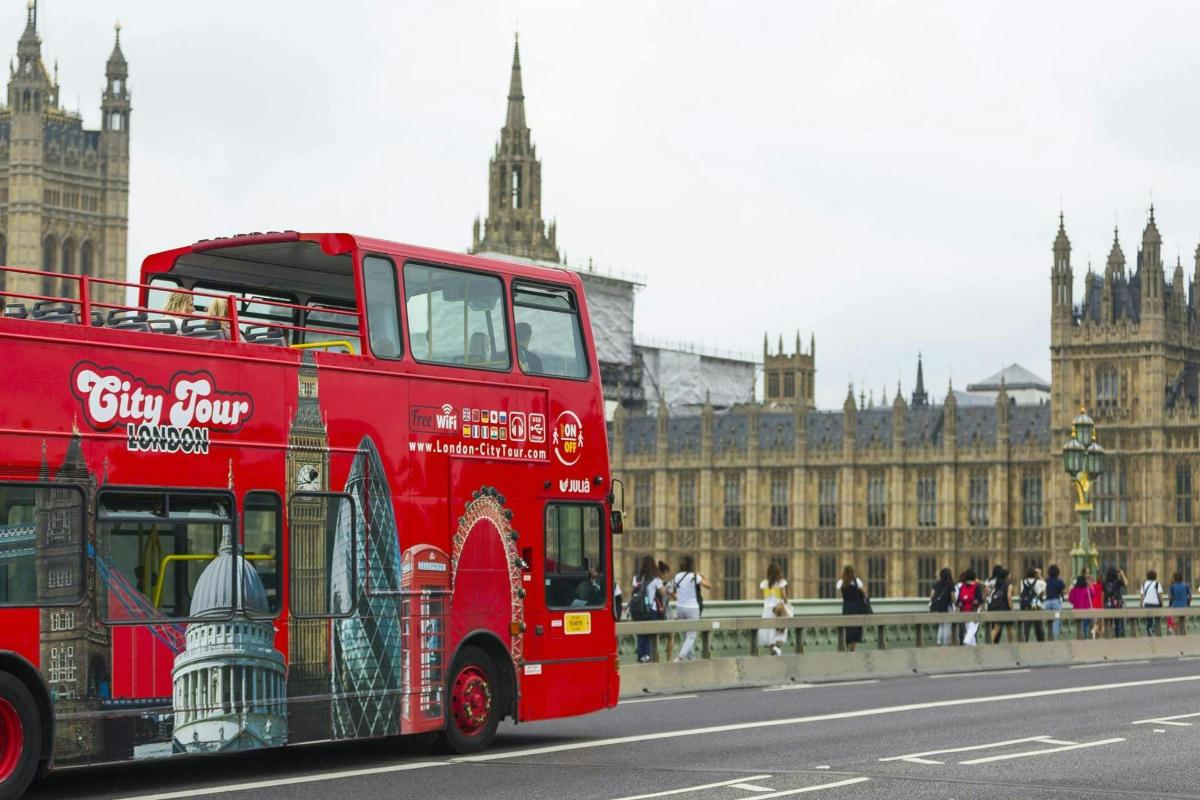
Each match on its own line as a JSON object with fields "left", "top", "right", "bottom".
{"left": 27, "top": 1, "right": 1200, "bottom": 408}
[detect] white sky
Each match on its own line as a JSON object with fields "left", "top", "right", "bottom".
{"left": 27, "top": 1, "right": 1200, "bottom": 408}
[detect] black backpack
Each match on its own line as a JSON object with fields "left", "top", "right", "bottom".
{"left": 1019, "top": 579, "right": 1040, "bottom": 610}
{"left": 629, "top": 579, "right": 652, "bottom": 621}
{"left": 987, "top": 579, "right": 1009, "bottom": 611}
{"left": 930, "top": 582, "right": 953, "bottom": 613}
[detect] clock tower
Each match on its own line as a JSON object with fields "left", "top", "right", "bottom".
{"left": 285, "top": 352, "right": 331, "bottom": 741}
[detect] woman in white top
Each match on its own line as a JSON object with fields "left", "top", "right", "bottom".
{"left": 757, "top": 562, "right": 791, "bottom": 656}
{"left": 672, "top": 555, "right": 712, "bottom": 662}
{"left": 1141, "top": 569, "right": 1163, "bottom": 637}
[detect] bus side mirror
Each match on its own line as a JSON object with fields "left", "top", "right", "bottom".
{"left": 610, "top": 509, "right": 624, "bottom": 535}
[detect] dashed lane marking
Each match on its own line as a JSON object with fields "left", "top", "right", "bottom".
{"left": 928, "top": 669, "right": 1030, "bottom": 679}
{"left": 958, "top": 737, "right": 1125, "bottom": 765}
{"left": 608, "top": 775, "right": 773, "bottom": 800}
{"left": 763, "top": 680, "right": 879, "bottom": 692}
{"left": 1070, "top": 660, "right": 1151, "bottom": 669}
{"left": 746, "top": 777, "right": 871, "bottom": 797}
{"left": 879, "top": 735, "right": 1056, "bottom": 765}
{"left": 619, "top": 694, "right": 699, "bottom": 705}
{"left": 1132, "top": 711, "right": 1200, "bottom": 726}
{"left": 730, "top": 784, "right": 776, "bottom": 792}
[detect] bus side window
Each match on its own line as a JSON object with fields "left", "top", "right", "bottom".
{"left": 362, "top": 255, "right": 403, "bottom": 359}
{"left": 243, "top": 491, "right": 282, "bottom": 616}
{"left": 97, "top": 491, "right": 234, "bottom": 620}
{"left": 544, "top": 504, "right": 605, "bottom": 610}
{"left": 512, "top": 282, "right": 589, "bottom": 379}
{"left": 288, "top": 492, "right": 356, "bottom": 618}
{"left": 403, "top": 262, "right": 510, "bottom": 370}
{"left": 0, "top": 482, "right": 85, "bottom": 606}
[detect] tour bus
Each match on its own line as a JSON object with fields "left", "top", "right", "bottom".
{"left": 0, "top": 231, "right": 621, "bottom": 799}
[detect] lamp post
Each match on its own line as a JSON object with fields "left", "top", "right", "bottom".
{"left": 1062, "top": 407, "right": 1105, "bottom": 578}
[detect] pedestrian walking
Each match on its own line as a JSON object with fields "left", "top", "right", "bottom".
{"left": 929, "top": 567, "right": 957, "bottom": 646}
{"left": 1169, "top": 572, "right": 1191, "bottom": 635}
{"left": 1044, "top": 564, "right": 1066, "bottom": 641}
{"left": 672, "top": 556, "right": 711, "bottom": 662}
{"left": 757, "top": 562, "right": 791, "bottom": 656}
{"left": 986, "top": 566, "right": 1015, "bottom": 644}
{"left": 631, "top": 555, "right": 666, "bottom": 662}
{"left": 613, "top": 580, "right": 623, "bottom": 622}
{"left": 956, "top": 568, "right": 983, "bottom": 646}
{"left": 658, "top": 560, "right": 675, "bottom": 660}
{"left": 1089, "top": 570, "right": 1105, "bottom": 638}
{"left": 1019, "top": 567, "right": 1046, "bottom": 642}
{"left": 837, "top": 565, "right": 869, "bottom": 652}
{"left": 1141, "top": 570, "right": 1164, "bottom": 637}
{"left": 1068, "top": 573, "right": 1094, "bottom": 639}
{"left": 1103, "top": 567, "right": 1127, "bottom": 638}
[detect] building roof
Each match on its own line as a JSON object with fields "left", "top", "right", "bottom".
{"left": 967, "top": 364, "right": 1050, "bottom": 392}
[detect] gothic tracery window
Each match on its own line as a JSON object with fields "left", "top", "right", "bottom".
{"left": 1096, "top": 364, "right": 1119, "bottom": 410}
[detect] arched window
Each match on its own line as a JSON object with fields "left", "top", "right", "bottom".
{"left": 21, "top": 90, "right": 30, "bottom": 112}
{"left": 80, "top": 240, "right": 93, "bottom": 276}
{"left": 61, "top": 238, "right": 75, "bottom": 275}
{"left": 1096, "top": 364, "right": 1119, "bottom": 411}
{"left": 510, "top": 166, "right": 521, "bottom": 209}
{"left": 41, "top": 235, "right": 57, "bottom": 298}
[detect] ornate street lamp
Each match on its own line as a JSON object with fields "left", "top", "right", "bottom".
{"left": 1062, "top": 407, "right": 1104, "bottom": 578}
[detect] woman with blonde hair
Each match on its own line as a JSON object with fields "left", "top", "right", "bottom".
{"left": 162, "top": 291, "right": 194, "bottom": 318}
{"left": 756, "top": 561, "right": 790, "bottom": 656}
{"left": 207, "top": 297, "right": 232, "bottom": 339}
{"left": 837, "top": 564, "right": 869, "bottom": 652}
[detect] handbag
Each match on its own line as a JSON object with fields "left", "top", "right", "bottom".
{"left": 772, "top": 601, "right": 788, "bottom": 618}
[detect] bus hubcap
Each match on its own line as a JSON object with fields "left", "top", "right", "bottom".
{"left": 0, "top": 698, "right": 23, "bottom": 783}
{"left": 452, "top": 667, "right": 492, "bottom": 735}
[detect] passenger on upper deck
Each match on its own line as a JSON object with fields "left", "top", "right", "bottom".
{"left": 163, "top": 291, "right": 193, "bottom": 318}
{"left": 207, "top": 298, "right": 232, "bottom": 340}
{"left": 516, "top": 322, "right": 543, "bottom": 373}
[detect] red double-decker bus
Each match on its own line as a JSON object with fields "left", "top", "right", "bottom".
{"left": 0, "top": 231, "right": 620, "bottom": 799}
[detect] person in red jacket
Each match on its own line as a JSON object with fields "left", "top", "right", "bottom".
{"left": 1089, "top": 570, "right": 1105, "bottom": 637}
{"left": 1069, "top": 572, "right": 1095, "bottom": 639}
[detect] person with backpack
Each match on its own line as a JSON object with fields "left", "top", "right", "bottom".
{"left": 929, "top": 567, "right": 957, "bottom": 646}
{"left": 1044, "top": 564, "right": 1066, "bottom": 641}
{"left": 672, "top": 556, "right": 711, "bottom": 662}
{"left": 956, "top": 568, "right": 983, "bottom": 646}
{"left": 1168, "top": 571, "right": 1191, "bottom": 636}
{"left": 757, "top": 562, "right": 791, "bottom": 655}
{"left": 631, "top": 555, "right": 666, "bottom": 662}
{"left": 1018, "top": 567, "right": 1046, "bottom": 643}
{"left": 986, "top": 566, "right": 1014, "bottom": 644}
{"left": 1103, "top": 567, "right": 1127, "bottom": 638}
{"left": 1141, "top": 569, "right": 1164, "bottom": 637}
{"left": 1069, "top": 572, "right": 1095, "bottom": 639}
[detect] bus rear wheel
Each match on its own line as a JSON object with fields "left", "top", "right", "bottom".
{"left": 442, "top": 645, "right": 501, "bottom": 754}
{"left": 0, "top": 672, "right": 41, "bottom": 800}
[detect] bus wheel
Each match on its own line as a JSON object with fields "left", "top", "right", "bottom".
{"left": 443, "top": 646, "right": 501, "bottom": 754}
{"left": 0, "top": 672, "right": 42, "bottom": 800}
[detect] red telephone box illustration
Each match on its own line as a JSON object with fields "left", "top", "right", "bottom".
{"left": 400, "top": 545, "right": 450, "bottom": 732}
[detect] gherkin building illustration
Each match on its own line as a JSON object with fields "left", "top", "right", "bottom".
{"left": 330, "top": 436, "right": 403, "bottom": 739}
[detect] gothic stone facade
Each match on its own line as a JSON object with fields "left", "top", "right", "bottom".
{"left": 613, "top": 210, "right": 1200, "bottom": 599}
{"left": 0, "top": 5, "right": 130, "bottom": 308}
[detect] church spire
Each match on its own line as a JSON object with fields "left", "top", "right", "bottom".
{"left": 505, "top": 35, "right": 525, "bottom": 130}
{"left": 911, "top": 353, "right": 929, "bottom": 408}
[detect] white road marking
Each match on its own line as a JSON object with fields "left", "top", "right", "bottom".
{"left": 958, "top": 737, "right": 1125, "bottom": 765}
{"left": 929, "top": 669, "right": 1030, "bottom": 679}
{"left": 619, "top": 694, "right": 699, "bottom": 705}
{"left": 1132, "top": 711, "right": 1200, "bottom": 726}
{"left": 880, "top": 735, "right": 1056, "bottom": 765}
{"left": 747, "top": 777, "right": 871, "bottom": 797}
{"left": 1178, "top": 656, "right": 1200, "bottom": 662}
{"left": 456, "top": 674, "right": 1200, "bottom": 764}
{"left": 608, "top": 775, "right": 773, "bottom": 800}
{"left": 1154, "top": 729, "right": 1166, "bottom": 733}
{"left": 731, "top": 783, "right": 776, "bottom": 792}
{"left": 113, "top": 762, "right": 445, "bottom": 800}
{"left": 764, "top": 680, "right": 879, "bottom": 692}
{"left": 1069, "top": 660, "right": 1150, "bottom": 669}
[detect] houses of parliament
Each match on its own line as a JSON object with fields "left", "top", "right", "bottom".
{"left": 467, "top": 39, "right": 1200, "bottom": 600}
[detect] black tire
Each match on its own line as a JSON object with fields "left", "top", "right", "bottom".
{"left": 441, "top": 645, "right": 502, "bottom": 754}
{"left": 0, "top": 671, "right": 42, "bottom": 800}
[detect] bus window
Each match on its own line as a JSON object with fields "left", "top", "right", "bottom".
{"left": 243, "top": 491, "right": 282, "bottom": 616}
{"left": 512, "top": 282, "right": 589, "bottom": 379}
{"left": 544, "top": 504, "right": 605, "bottom": 610}
{"left": 362, "top": 255, "right": 402, "bottom": 359}
{"left": 98, "top": 491, "right": 235, "bottom": 620}
{"left": 0, "top": 483, "right": 85, "bottom": 606}
{"left": 304, "top": 303, "right": 361, "bottom": 355}
{"left": 404, "top": 263, "right": 510, "bottom": 370}
{"left": 147, "top": 276, "right": 181, "bottom": 312}
{"left": 288, "top": 492, "right": 356, "bottom": 618}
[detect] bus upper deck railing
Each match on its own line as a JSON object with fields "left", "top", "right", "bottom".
{"left": 0, "top": 265, "right": 361, "bottom": 354}
{"left": 615, "top": 606, "right": 1200, "bottom": 662}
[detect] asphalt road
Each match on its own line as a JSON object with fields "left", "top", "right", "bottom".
{"left": 30, "top": 657, "right": 1200, "bottom": 800}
